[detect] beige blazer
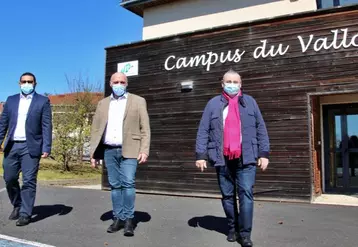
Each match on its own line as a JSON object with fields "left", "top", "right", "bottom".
{"left": 90, "top": 93, "right": 150, "bottom": 160}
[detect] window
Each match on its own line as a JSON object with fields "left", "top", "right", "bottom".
{"left": 318, "top": 0, "right": 358, "bottom": 8}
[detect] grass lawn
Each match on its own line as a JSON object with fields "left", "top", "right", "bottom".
{"left": 0, "top": 153, "right": 101, "bottom": 181}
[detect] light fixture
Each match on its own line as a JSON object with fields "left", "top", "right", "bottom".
{"left": 180, "top": 81, "right": 193, "bottom": 92}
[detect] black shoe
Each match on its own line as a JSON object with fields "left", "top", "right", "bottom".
{"left": 123, "top": 219, "right": 134, "bottom": 237}
{"left": 9, "top": 207, "right": 20, "bottom": 220}
{"left": 227, "top": 230, "right": 238, "bottom": 242}
{"left": 16, "top": 216, "right": 31, "bottom": 226}
{"left": 107, "top": 218, "right": 125, "bottom": 233}
{"left": 238, "top": 236, "right": 253, "bottom": 247}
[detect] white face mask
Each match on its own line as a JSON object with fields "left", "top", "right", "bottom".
{"left": 20, "top": 83, "right": 34, "bottom": 95}
{"left": 223, "top": 83, "right": 241, "bottom": 96}
{"left": 112, "top": 84, "right": 126, "bottom": 96}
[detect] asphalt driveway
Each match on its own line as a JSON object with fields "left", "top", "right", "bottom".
{"left": 0, "top": 181, "right": 357, "bottom": 247}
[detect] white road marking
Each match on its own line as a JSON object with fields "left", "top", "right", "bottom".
{"left": 0, "top": 234, "right": 56, "bottom": 247}
{"left": 0, "top": 188, "right": 6, "bottom": 193}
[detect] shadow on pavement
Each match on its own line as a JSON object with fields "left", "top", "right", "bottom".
{"left": 31, "top": 204, "right": 73, "bottom": 223}
{"left": 100, "top": 210, "right": 151, "bottom": 229}
{"left": 188, "top": 215, "right": 228, "bottom": 235}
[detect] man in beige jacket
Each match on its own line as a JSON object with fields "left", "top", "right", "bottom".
{"left": 90, "top": 72, "right": 150, "bottom": 237}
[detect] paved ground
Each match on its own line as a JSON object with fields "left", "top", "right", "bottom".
{"left": 313, "top": 193, "right": 358, "bottom": 206}
{"left": 0, "top": 180, "right": 358, "bottom": 247}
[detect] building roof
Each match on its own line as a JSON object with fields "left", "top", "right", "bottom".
{"left": 121, "top": 0, "right": 180, "bottom": 16}
{"left": 107, "top": 4, "right": 357, "bottom": 50}
{"left": 48, "top": 92, "right": 104, "bottom": 105}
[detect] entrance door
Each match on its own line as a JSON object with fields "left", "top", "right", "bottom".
{"left": 323, "top": 103, "right": 358, "bottom": 193}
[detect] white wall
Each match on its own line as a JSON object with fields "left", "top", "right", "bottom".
{"left": 143, "top": 0, "right": 317, "bottom": 40}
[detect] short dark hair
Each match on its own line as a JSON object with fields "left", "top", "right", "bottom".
{"left": 20, "top": 72, "right": 36, "bottom": 83}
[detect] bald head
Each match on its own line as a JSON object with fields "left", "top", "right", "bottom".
{"left": 110, "top": 72, "right": 128, "bottom": 87}
{"left": 110, "top": 72, "right": 128, "bottom": 97}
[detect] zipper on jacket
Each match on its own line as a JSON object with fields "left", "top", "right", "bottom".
{"left": 220, "top": 101, "right": 226, "bottom": 163}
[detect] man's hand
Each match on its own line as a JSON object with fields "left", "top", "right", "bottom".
{"left": 196, "top": 160, "right": 207, "bottom": 172}
{"left": 0, "top": 146, "right": 3, "bottom": 153}
{"left": 137, "top": 153, "right": 148, "bottom": 164}
{"left": 41, "top": 152, "right": 49, "bottom": 158}
{"left": 91, "top": 158, "right": 99, "bottom": 169}
{"left": 257, "top": 157, "right": 269, "bottom": 171}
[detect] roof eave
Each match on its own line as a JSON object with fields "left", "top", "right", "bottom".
{"left": 120, "top": 0, "right": 181, "bottom": 17}
{"left": 120, "top": 0, "right": 156, "bottom": 17}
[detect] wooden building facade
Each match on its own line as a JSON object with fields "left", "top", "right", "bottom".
{"left": 102, "top": 6, "right": 358, "bottom": 202}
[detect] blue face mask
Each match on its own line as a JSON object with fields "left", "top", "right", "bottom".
{"left": 112, "top": 84, "right": 126, "bottom": 97}
{"left": 223, "top": 83, "right": 240, "bottom": 96}
{"left": 20, "top": 83, "right": 34, "bottom": 95}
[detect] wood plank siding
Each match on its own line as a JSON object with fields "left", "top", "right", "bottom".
{"left": 103, "top": 6, "right": 358, "bottom": 201}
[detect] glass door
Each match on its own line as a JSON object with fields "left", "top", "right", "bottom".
{"left": 323, "top": 103, "right": 358, "bottom": 192}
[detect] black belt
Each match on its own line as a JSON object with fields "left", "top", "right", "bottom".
{"left": 103, "top": 144, "right": 122, "bottom": 149}
{"left": 12, "top": 140, "right": 26, "bottom": 143}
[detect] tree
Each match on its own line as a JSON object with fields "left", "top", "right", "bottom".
{"left": 51, "top": 74, "right": 103, "bottom": 171}
{"left": 52, "top": 110, "right": 78, "bottom": 171}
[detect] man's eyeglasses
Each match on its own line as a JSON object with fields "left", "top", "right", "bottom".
{"left": 20, "top": 80, "right": 34, "bottom": 84}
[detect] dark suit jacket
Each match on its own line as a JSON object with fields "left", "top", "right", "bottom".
{"left": 0, "top": 92, "right": 52, "bottom": 157}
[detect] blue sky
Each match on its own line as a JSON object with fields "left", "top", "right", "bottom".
{"left": 0, "top": 0, "right": 143, "bottom": 101}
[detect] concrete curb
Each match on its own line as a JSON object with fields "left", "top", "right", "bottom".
{"left": 38, "top": 178, "right": 101, "bottom": 187}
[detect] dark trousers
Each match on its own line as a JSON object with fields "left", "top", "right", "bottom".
{"left": 2, "top": 141, "right": 40, "bottom": 217}
{"left": 216, "top": 158, "right": 256, "bottom": 238}
{"left": 104, "top": 146, "right": 138, "bottom": 221}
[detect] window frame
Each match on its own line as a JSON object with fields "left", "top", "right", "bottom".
{"left": 317, "top": 0, "right": 355, "bottom": 8}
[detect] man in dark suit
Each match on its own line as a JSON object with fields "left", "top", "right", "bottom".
{"left": 0, "top": 72, "right": 52, "bottom": 226}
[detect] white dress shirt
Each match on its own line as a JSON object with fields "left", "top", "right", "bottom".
{"left": 103, "top": 93, "right": 128, "bottom": 146}
{"left": 13, "top": 93, "right": 33, "bottom": 141}
{"left": 223, "top": 106, "right": 228, "bottom": 127}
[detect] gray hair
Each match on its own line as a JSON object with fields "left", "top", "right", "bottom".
{"left": 223, "top": 69, "right": 241, "bottom": 80}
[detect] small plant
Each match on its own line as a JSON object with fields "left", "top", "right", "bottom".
{"left": 51, "top": 74, "right": 103, "bottom": 171}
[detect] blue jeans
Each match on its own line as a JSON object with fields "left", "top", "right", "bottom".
{"left": 2, "top": 141, "right": 40, "bottom": 217}
{"left": 216, "top": 158, "right": 256, "bottom": 238}
{"left": 104, "top": 146, "right": 138, "bottom": 221}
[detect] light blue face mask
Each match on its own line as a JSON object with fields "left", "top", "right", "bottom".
{"left": 20, "top": 83, "right": 34, "bottom": 95}
{"left": 223, "top": 83, "right": 241, "bottom": 96}
{"left": 112, "top": 84, "right": 126, "bottom": 97}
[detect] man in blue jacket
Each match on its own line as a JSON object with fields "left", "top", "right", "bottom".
{"left": 195, "top": 69, "right": 270, "bottom": 247}
{"left": 0, "top": 72, "right": 52, "bottom": 226}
